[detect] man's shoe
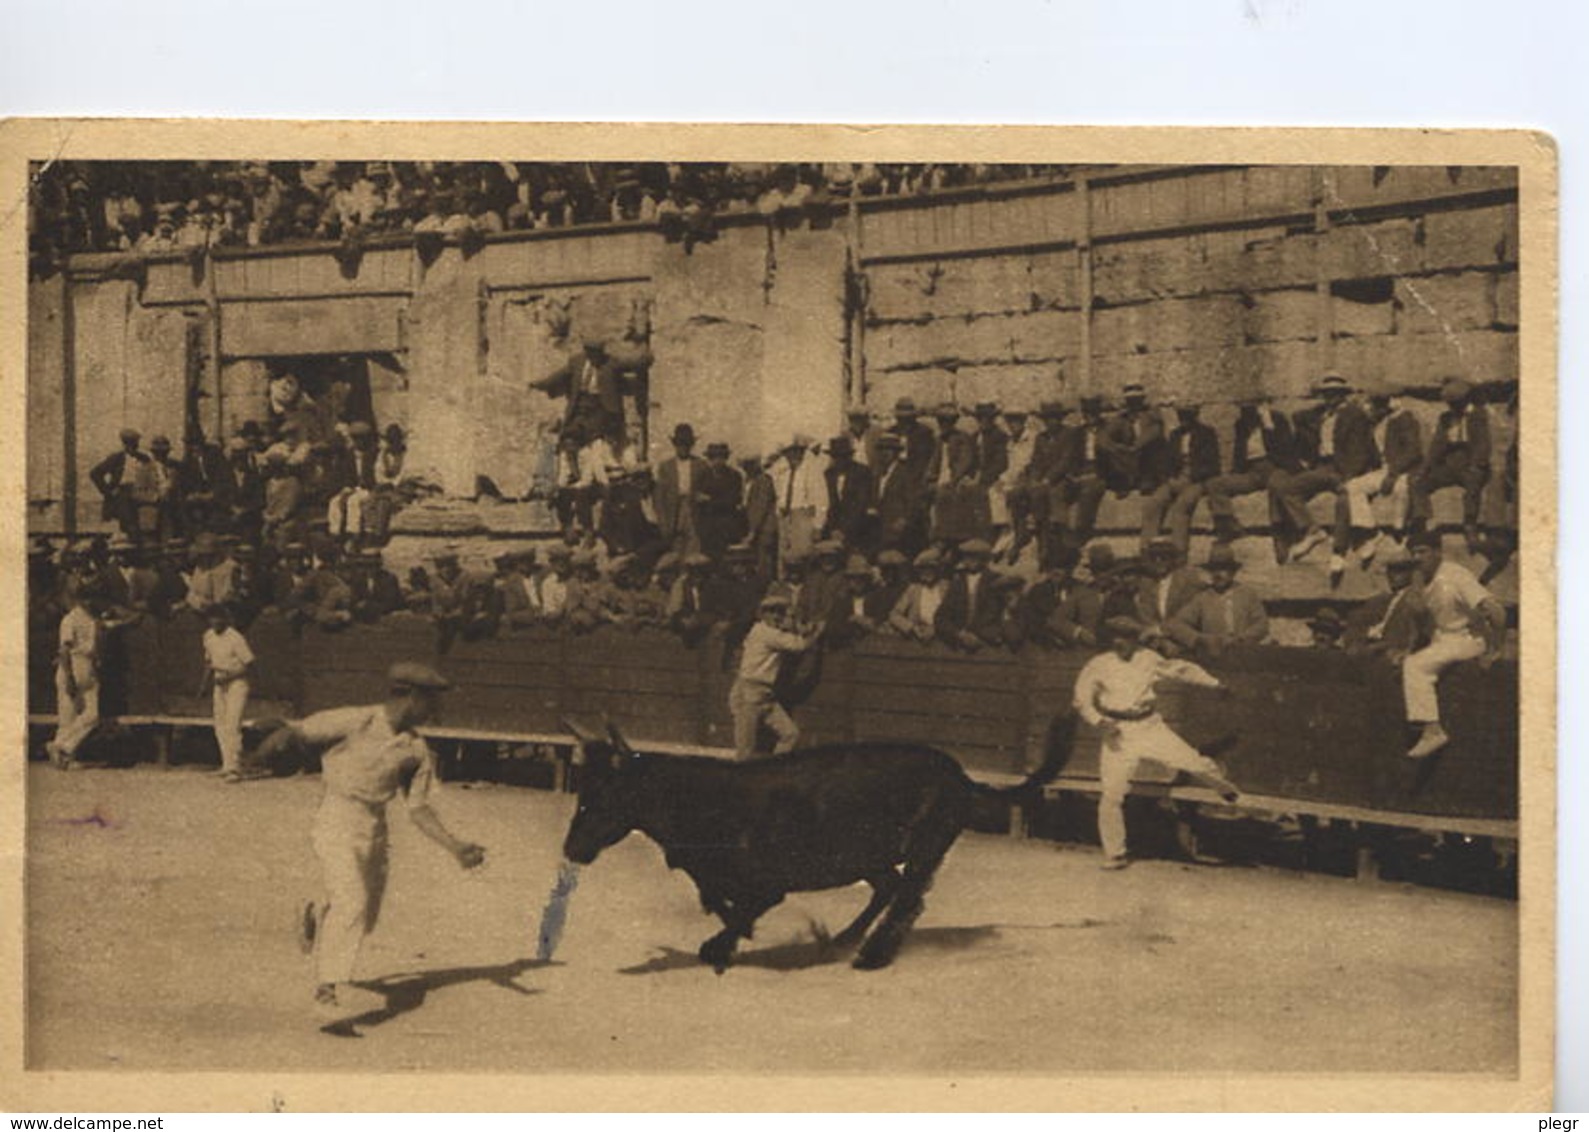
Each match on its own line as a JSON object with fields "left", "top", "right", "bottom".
{"left": 1099, "top": 855, "right": 1132, "bottom": 872}
{"left": 313, "top": 983, "right": 385, "bottom": 1022}
{"left": 298, "top": 901, "right": 319, "bottom": 955}
{"left": 1288, "top": 529, "right": 1328, "bottom": 562}
{"left": 1407, "top": 725, "right": 1451, "bottom": 760}
{"left": 1356, "top": 532, "right": 1384, "bottom": 566}
{"left": 1327, "top": 554, "right": 1346, "bottom": 588}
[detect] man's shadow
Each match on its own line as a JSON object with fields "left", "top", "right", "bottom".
{"left": 320, "top": 957, "right": 558, "bottom": 1037}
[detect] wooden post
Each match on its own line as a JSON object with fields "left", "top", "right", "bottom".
{"left": 1076, "top": 176, "right": 1094, "bottom": 397}
{"left": 845, "top": 164, "right": 866, "bottom": 409}
{"left": 61, "top": 271, "right": 78, "bottom": 535}
{"left": 204, "top": 250, "right": 224, "bottom": 438}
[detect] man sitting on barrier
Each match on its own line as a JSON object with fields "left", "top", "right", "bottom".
{"left": 1168, "top": 545, "right": 1269, "bottom": 657}
{"left": 1008, "top": 547, "right": 1102, "bottom": 650}
{"left": 1344, "top": 554, "right": 1429, "bottom": 660}
{"left": 1074, "top": 615, "right": 1241, "bottom": 871}
{"left": 1402, "top": 530, "right": 1506, "bottom": 759}
{"left": 887, "top": 548, "right": 950, "bottom": 644}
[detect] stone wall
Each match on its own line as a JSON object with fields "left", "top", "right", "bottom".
{"left": 27, "top": 164, "right": 1519, "bottom": 536}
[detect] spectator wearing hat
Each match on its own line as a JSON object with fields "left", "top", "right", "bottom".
{"left": 427, "top": 550, "right": 491, "bottom": 643}
{"left": 935, "top": 539, "right": 1010, "bottom": 651}
{"left": 1409, "top": 377, "right": 1492, "bottom": 552}
{"left": 796, "top": 539, "right": 848, "bottom": 627}
{"left": 821, "top": 434, "right": 876, "bottom": 553}
{"left": 261, "top": 451, "right": 304, "bottom": 549}
{"left": 199, "top": 603, "right": 254, "bottom": 781}
{"left": 562, "top": 550, "right": 606, "bottom": 633}
{"left": 601, "top": 555, "right": 667, "bottom": 631}
{"left": 822, "top": 554, "right": 882, "bottom": 646}
{"left": 1401, "top": 529, "right": 1506, "bottom": 758}
{"left": 1135, "top": 537, "right": 1208, "bottom": 640}
{"left": 1306, "top": 607, "right": 1348, "bottom": 650}
{"left": 966, "top": 403, "right": 1008, "bottom": 541}
{"left": 889, "top": 397, "right": 939, "bottom": 494}
{"left": 737, "top": 452, "right": 779, "bottom": 583}
{"left": 843, "top": 407, "right": 883, "bottom": 469}
{"left": 654, "top": 422, "right": 709, "bottom": 557}
{"left": 286, "top": 541, "right": 355, "bottom": 632}
{"left": 925, "top": 402, "right": 981, "bottom": 545}
{"left": 1141, "top": 403, "right": 1221, "bottom": 557}
{"left": 1063, "top": 395, "right": 1114, "bottom": 551}
{"left": 185, "top": 532, "right": 238, "bottom": 615}
{"left": 991, "top": 407, "right": 1036, "bottom": 556}
{"left": 220, "top": 435, "right": 266, "bottom": 542}
{"left": 1010, "top": 549, "right": 1104, "bottom": 650}
{"left": 665, "top": 553, "right": 719, "bottom": 645}
{"left": 887, "top": 549, "right": 950, "bottom": 643}
{"left": 345, "top": 548, "right": 404, "bottom": 625}
{"left": 180, "top": 435, "right": 229, "bottom": 536}
{"left": 867, "top": 549, "right": 911, "bottom": 623}
{"left": 1169, "top": 546, "right": 1269, "bottom": 656}
{"left": 536, "top": 546, "right": 574, "bottom": 624}
{"left": 730, "top": 593, "right": 820, "bottom": 760}
{"left": 45, "top": 587, "right": 103, "bottom": 772}
{"left": 486, "top": 549, "right": 537, "bottom": 632}
{"left": 1203, "top": 391, "right": 1303, "bottom": 553}
{"left": 1351, "top": 382, "right": 1424, "bottom": 566}
{"left": 696, "top": 442, "right": 746, "bottom": 561}
{"left": 131, "top": 434, "right": 182, "bottom": 545}
{"left": 871, "top": 433, "right": 928, "bottom": 561}
{"left": 530, "top": 335, "right": 653, "bottom": 453}
{"left": 600, "top": 463, "right": 663, "bottom": 563}
{"left": 1075, "top": 614, "right": 1239, "bottom": 869}
{"left": 768, "top": 435, "right": 827, "bottom": 565}
{"left": 250, "top": 660, "right": 483, "bottom": 1020}
{"left": 1011, "top": 401, "right": 1075, "bottom": 567}
{"left": 1276, "top": 374, "right": 1376, "bottom": 575}
{"left": 152, "top": 539, "right": 192, "bottom": 614}
{"left": 1344, "top": 555, "right": 1430, "bottom": 660}
{"left": 94, "top": 535, "right": 155, "bottom": 622}
{"left": 1098, "top": 381, "right": 1166, "bottom": 501}
{"left": 327, "top": 421, "right": 379, "bottom": 543}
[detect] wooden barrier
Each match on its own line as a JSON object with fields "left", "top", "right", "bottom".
{"left": 28, "top": 614, "right": 1518, "bottom": 824}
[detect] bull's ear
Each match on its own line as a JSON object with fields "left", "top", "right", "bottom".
{"left": 607, "top": 721, "right": 639, "bottom": 760}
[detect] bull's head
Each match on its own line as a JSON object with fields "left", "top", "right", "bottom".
{"left": 561, "top": 720, "right": 645, "bottom": 866}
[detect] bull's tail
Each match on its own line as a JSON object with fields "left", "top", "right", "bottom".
{"left": 974, "top": 712, "right": 1079, "bottom": 800}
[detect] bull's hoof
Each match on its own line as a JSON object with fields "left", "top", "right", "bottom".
{"left": 851, "top": 948, "right": 895, "bottom": 971}
{"left": 698, "top": 936, "right": 735, "bottom": 973}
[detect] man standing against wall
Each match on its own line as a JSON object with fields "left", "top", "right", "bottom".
{"left": 89, "top": 428, "right": 150, "bottom": 542}
{"left": 654, "top": 422, "right": 708, "bottom": 558}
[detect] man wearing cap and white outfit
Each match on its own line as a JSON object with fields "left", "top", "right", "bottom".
{"left": 201, "top": 603, "right": 254, "bottom": 781}
{"left": 1074, "top": 616, "right": 1241, "bottom": 869}
{"left": 46, "top": 587, "right": 102, "bottom": 771}
{"left": 251, "top": 662, "right": 486, "bottom": 1020}
{"left": 1401, "top": 531, "right": 1506, "bottom": 759}
{"left": 731, "top": 595, "right": 819, "bottom": 760}
{"left": 768, "top": 435, "right": 827, "bottom": 565}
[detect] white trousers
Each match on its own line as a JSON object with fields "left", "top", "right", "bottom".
{"left": 1097, "top": 716, "right": 1224, "bottom": 861}
{"left": 1402, "top": 630, "right": 1485, "bottom": 724}
{"left": 212, "top": 678, "right": 250, "bottom": 773}
{"left": 1343, "top": 471, "right": 1409, "bottom": 531}
{"left": 53, "top": 663, "right": 100, "bottom": 758}
{"left": 327, "top": 488, "right": 371, "bottom": 539}
{"left": 730, "top": 679, "right": 798, "bottom": 761}
{"left": 311, "top": 797, "right": 389, "bottom": 986}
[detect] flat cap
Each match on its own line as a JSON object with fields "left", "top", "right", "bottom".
{"left": 1441, "top": 377, "right": 1474, "bottom": 404}
{"left": 387, "top": 661, "right": 452, "bottom": 691}
{"left": 759, "top": 592, "right": 791, "bottom": 611}
{"left": 958, "top": 538, "right": 993, "bottom": 556}
{"left": 119, "top": 427, "right": 142, "bottom": 443}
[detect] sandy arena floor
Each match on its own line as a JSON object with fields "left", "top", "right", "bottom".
{"left": 25, "top": 764, "right": 1517, "bottom": 1075}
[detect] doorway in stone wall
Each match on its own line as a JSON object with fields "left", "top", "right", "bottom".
{"left": 255, "top": 352, "right": 408, "bottom": 440}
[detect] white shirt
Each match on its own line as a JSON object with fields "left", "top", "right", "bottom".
{"left": 769, "top": 455, "right": 827, "bottom": 521}
{"left": 58, "top": 606, "right": 99, "bottom": 679}
{"left": 1246, "top": 410, "right": 1273, "bottom": 462}
{"left": 738, "top": 621, "right": 808, "bottom": 685}
{"left": 540, "top": 573, "right": 569, "bottom": 616}
{"left": 297, "top": 704, "right": 438, "bottom": 810}
{"left": 1073, "top": 648, "right": 1220, "bottom": 726}
{"left": 202, "top": 626, "right": 255, "bottom": 682}
{"left": 1319, "top": 409, "right": 1340, "bottom": 459}
{"left": 1424, "top": 559, "right": 1493, "bottom": 637}
{"left": 1005, "top": 429, "right": 1035, "bottom": 485}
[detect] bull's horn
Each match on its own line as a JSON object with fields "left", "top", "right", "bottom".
{"left": 606, "top": 721, "right": 638, "bottom": 758}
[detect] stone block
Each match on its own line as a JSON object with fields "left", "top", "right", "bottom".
{"left": 1493, "top": 270, "right": 1519, "bottom": 329}
{"left": 1246, "top": 288, "right": 1318, "bottom": 344}
{"left": 1093, "top": 235, "right": 1210, "bottom": 303}
{"left": 1420, "top": 203, "right": 1517, "bottom": 271}
{"left": 1323, "top": 218, "right": 1420, "bottom": 280}
{"left": 865, "top": 264, "right": 936, "bottom": 323}
{"left": 1241, "top": 166, "right": 1315, "bottom": 215}
{"left": 1394, "top": 272, "right": 1496, "bottom": 336}
{"left": 1229, "top": 229, "right": 1318, "bottom": 292}
{"left": 1026, "top": 250, "right": 1082, "bottom": 310}
{"left": 949, "top": 363, "right": 1076, "bottom": 413}
{"left": 1330, "top": 291, "right": 1396, "bottom": 338}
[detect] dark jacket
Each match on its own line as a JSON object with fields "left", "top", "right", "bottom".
{"left": 530, "top": 344, "right": 652, "bottom": 418}
{"left": 972, "top": 427, "right": 1010, "bottom": 488}
{"left": 822, "top": 460, "right": 875, "bottom": 546}
{"left": 1425, "top": 405, "right": 1492, "bottom": 473}
{"left": 1380, "top": 410, "right": 1425, "bottom": 477}
{"left": 1163, "top": 421, "right": 1221, "bottom": 484}
{"left": 934, "top": 570, "right": 1009, "bottom": 646}
{"left": 654, "top": 455, "right": 710, "bottom": 544}
{"left": 1231, "top": 408, "right": 1301, "bottom": 474}
{"left": 1099, "top": 409, "right": 1166, "bottom": 491}
{"left": 1294, "top": 402, "right": 1378, "bottom": 477}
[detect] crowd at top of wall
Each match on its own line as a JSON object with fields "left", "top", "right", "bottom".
{"left": 26, "top": 160, "right": 1085, "bottom": 277}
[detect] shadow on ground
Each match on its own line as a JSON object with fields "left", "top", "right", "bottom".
{"left": 616, "top": 924, "right": 1003, "bottom": 976}
{"left": 320, "top": 957, "right": 557, "bottom": 1037}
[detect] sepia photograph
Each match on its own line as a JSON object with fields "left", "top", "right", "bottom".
{"left": 1, "top": 123, "right": 1556, "bottom": 1111}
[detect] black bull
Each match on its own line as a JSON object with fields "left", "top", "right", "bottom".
{"left": 561, "top": 715, "right": 1078, "bottom": 971}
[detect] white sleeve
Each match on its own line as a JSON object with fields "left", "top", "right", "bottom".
{"left": 1158, "top": 657, "right": 1221, "bottom": 689}
{"left": 1073, "top": 660, "right": 1105, "bottom": 727}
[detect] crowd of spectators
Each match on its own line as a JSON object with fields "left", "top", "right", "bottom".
{"left": 32, "top": 371, "right": 1516, "bottom": 673}
{"left": 28, "top": 160, "right": 1079, "bottom": 275}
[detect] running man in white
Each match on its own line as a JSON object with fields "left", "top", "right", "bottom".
{"left": 730, "top": 593, "right": 819, "bottom": 760}
{"left": 200, "top": 603, "right": 254, "bottom": 782}
{"left": 1402, "top": 530, "right": 1505, "bottom": 759}
{"left": 251, "top": 662, "right": 485, "bottom": 1020}
{"left": 1074, "top": 616, "right": 1241, "bottom": 870}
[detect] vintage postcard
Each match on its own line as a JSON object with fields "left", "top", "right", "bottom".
{"left": 0, "top": 121, "right": 1557, "bottom": 1112}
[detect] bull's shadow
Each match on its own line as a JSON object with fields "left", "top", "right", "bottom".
{"left": 616, "top": 924, "right": 998, "bottom": 976}
{"left": 319, "top": 957, "right": 557, "bottom": 1037}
